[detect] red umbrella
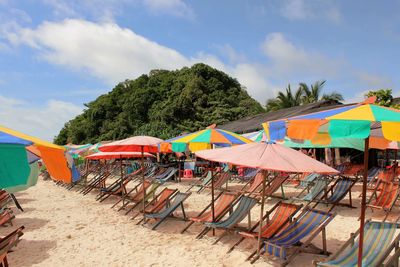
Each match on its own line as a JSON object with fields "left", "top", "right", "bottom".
{"left": 86, "top": 151, "right": 155, "bottom": 160}
{"left": 196, "top": 142, "right": 338, "bottom": 259}
{"left": 99, "top": 136, "right": 163, "bottom": 219}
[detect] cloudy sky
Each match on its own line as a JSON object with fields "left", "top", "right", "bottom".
{"left": 0, "top": 0, "right": 399, "bottom": 140}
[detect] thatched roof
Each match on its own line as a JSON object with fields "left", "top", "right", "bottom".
{"left": 219, "top": 100, "right": 353, "bottom": 134}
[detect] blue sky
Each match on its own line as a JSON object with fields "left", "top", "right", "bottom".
{"left": 0, "top": 0, "right": 399, "bottom": 140}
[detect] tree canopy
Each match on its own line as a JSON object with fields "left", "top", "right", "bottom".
{"left": 266, "top": 80, "right": 344, "bottom": 111}
{"left": 54, "top": 63, "right": 264, "bottom": 144}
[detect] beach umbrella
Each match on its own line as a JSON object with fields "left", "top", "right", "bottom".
{"left": 167, "top": 128, "right": 253, "bottom": 152}
{"left": 86, "top": 151, "right": 155, "bottom": 160}
{"left": 263, "top": 102, "right": 400, "bottom": 266}
{"left": 166, "top": 128, "right": 253, "bottom": 226}
{"left": 99, "top": 136, "right": 163, "bottom": 219}
{"left": 242, "top": 130, "right": 268, "bottom": 143}
{"left": 195, "top": 142, "right": 338, "bottom": 259}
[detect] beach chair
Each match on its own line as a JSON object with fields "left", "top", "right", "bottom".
{"left": 0, "top": 226, "right": 24, "bottom": 266}
{"left": 118, "top": 182, "right": 160, "bottom": 215}
{"left": 315, "top": 220, "right": 399, "bottom": 267}
{"left": 180, "top": 192, "right": 238, "bottom": 234}
{"left": 197, "top": 195, "right": 258, "bottom": 239}
{"left": 313, "top": 177, "right": 357, "bottom": 210}
{"left": 295, "top": 178, "right": 329, "bottom": 203}
{"left": 0, "top": 210, "right": 14, "bottom": 227}
{"left": 200, "top": 172, "right": 232, "bottom": 193}
{"left": 343, "top": 164, "right": 364, "bottom": 179}
{"left": 255, "top": 207, "right": 336, "bottom": 266}
{"left": 186, "top": 170, "right": 214, "bottom": 192}
{"left": 335, "top": 163, "right": 348, "bottom": 174}
{"left": 367, "top": 180, "right": 400, "bottom": 220}
{"left": 228, "top": 201, "right": 302, "bottom": 255}
{"left": 156, "top": 168, "right": 178, "bottom": 183}
{"left": 144, "top": 192, "right": 191, "bottom": 230}
{"left": 133, "top": 188, "right": 178, "bottom": 221}
{"left": 238, "top": 172, "right": 264, "bottom": 195}
{"left": 96, "top": 174, "right": 135, "bottom": 202}
{"left": 298, "top": 173, "right": 320, "bottom": 188}
{"left": 110, "top": 180, "right": 152, "bottom": 210}
{"left": 237, "top": 168, "right": 258, "bottom": 182}
{"left": 256, "top": 173, "right": 290, "bottom": 200}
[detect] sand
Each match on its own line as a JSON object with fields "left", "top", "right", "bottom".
{"left": 4, "top": 177, "right": 397, "bottom": 267}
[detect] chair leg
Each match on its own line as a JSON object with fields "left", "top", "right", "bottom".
{"left": 227, "top": 237, "right": 245, "bottom": 253}
{"left": 212, "top": 231, "right": 228, "bottom": 245}
{"left": 181, "top": 221, "right": 194, "bottom": 234}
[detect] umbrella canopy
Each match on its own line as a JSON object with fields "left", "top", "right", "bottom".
{"left": 86, "top": 151, "right": 155, "bottom": 160}
{"left": 195, "top": 142, "right": 338, "bottom": 174}
{"left": 242, "top": 130, "right": 268, "bottom": 142}
{"left": 0, "top": 125, "right": 73, "bottom": 186}
{"left": 99, "top": 136, "right": 163, "bottom": 153}
{"left": 167, "top": 128, "right": 253, "bottom": 152}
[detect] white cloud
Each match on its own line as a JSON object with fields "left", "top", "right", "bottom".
{"left": 356, "top": 72, "right": 393, "bottom": 89}
{"left": 280, "top": 0, "right": 341, "bottom": 23}
{"left": 261, "top": 32, "right": 343, "bottom": 78}
{"left": 6, "top": 19, "right": 277, "bottom": 104}
{"left": 0, "top": 95, "right": 82, "bottom": 141}
{"left": 142, "top": 0, "right": 195, "bottom": 19}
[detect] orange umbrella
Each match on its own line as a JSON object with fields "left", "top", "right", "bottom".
{"left": 86, "top": 151, "right": 155, "bottom": 160}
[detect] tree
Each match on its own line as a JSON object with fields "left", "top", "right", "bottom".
{"left": 300, "top": 80, "right": 343, "bottom": 104}
{"left": 54, "top": 63, "right": 265, "bottom": 144}
{"left": 266, "top": 84, "right": 303, "bottom": 111}
{"left": 365, "top": 89, "right": 394, "bottom": 107}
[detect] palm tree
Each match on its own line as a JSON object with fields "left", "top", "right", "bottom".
{"left": 300, "top": 80, "right": 343, "bottom": 104}
{"left": 266, "top": 84, "right": 303, "bottom": 111}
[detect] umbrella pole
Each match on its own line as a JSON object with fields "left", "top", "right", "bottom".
{"left": 141, "top": 146, "right": 146, "bottom": 221}
{"left": 211, "top": 161, "right": 215, "bottom": 236}
{"left": 120, "top": 156, "right": 124, "bottom": 204}
{"left": 257, "top": 170, "right": 267, "bottom": 257}
{"left": 358, "top": 137, "right": 370, "bottom": 267}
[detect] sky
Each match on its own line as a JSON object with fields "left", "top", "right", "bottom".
{"left": 0, "top": 0, "right": 399, "bottom": 141}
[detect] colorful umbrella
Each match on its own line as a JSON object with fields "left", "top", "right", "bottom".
{"left": 86, "top": 151, "right": 155, "bottom": 160}
{"left": 168, "top": 128, "right": 252, "bottom": 152}
{"left": 196, "top": 142, "right": 338, "bottom": 260}
{"left": 99, "top": 136, "right": 163, "bottom": 219}
{"left": 263, "top": 103, "right": 400, "bottom": 266}
{"left": 241, "top": 130, "right": 268, "bottom": 142}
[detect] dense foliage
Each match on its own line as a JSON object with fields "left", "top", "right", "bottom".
{"left": 365, "top": 89, "right": 398, "bottom": 108}
{"left": 266, "top": 80, "right": 344, "bottom": 111}
{"left": 54, "top": 64, "right": 264, "bottom": 144}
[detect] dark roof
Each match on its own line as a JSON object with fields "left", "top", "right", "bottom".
{"left": 219, "top": 100, "right": 353, "bottom": 134}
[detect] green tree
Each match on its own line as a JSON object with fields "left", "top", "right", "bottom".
{"left": 54, "top": 63, "right": 264, "bottom": 144}
{"left": 266, "top": 84, "right": 303, "bottom": 111}
{"left": 300, "top": 80, "right": 343, "bottom": 104}
{"left": 365, "top": 89, "right": 394, "bottom": 107}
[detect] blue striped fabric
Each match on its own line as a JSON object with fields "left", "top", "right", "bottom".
{"left": 367, "top": 167, "right": 381, "bottom": 182}
{"left": 205, "top": 196, "right": 257, "bottom": 229}
{"left": 303, "top": 179, "right": 327, "bottom": 201}
{"left": 264, "top": 209, "right": 333, "bottom": 259}
{"left": 299, "top": 173, "right": 320, "bottom": 188}
{"left": 318, "top": 221, "right": 396, "bottom": 266}
{"left": 326, "top": 179, "right": 353, "bottom": 203}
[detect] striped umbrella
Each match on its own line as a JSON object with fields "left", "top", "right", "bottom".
{"left": 167, "top": 128, "right": 253, "bottom": 152}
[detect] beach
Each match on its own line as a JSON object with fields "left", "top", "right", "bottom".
{"left": 5, "top": 177, "right": 394, "bottom": 267}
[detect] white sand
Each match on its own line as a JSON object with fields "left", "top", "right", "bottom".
{"left": 4, "top": 178, "right": 398, "bottom": 267}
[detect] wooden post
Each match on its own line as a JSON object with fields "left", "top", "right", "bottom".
{"left": 257, "top": 170, "right": 267, "bottom": 256}
{"left": 211, "top": 161, "right": 215, "bottom": 236}
{"left": 141, "top": 146, "right": 146, "bottom": 220}
{"left": 358, "top": 137, "right": 370, "bottom": 267}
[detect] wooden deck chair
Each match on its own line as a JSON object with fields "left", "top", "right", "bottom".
{"left": 313, "top": 177, "right": 357, "bottom": 210}
{"left": 196, "top": 195, "right": 258, "bottom": 240}
{"left": 119, "top": 182, "right": 160, "bottom": 214}
{"left": 343, "top": 164, "right": 363, "bottom": 179}
{"left": 201, "top": 172, "right": 232, "bottom": 193}
{"left": 256, "top": 207, "right": 336, "bottom": 266}
{"left": 0, "top": 226, "right": 25, "bottom": 267}
{"left": 294, "top": 178, "right": 329, "bottom": 203}
{"left": 367, "top": 180, "right": 400, "bottom": 220}
{"left": 378, "top": 231, "right": 400, "bottom": 266}
{"left": 367, "top": 169, "right": 395, "bottom": 193}
{"left": 133, "top": 188, "right": 178, "bottom": 222}
{"left": 144, "top": 192, "right": 192, "bottom": 230}
{"left": 186, "top": 170, "right": 214, "bottom": 192}
{"left": 156, "top": 168, "right": 178, "bottom": 183}
{"left": 256, "top": 173, "right": 290, "bottom": 200}
{"left": 238, "top": 172, "right": 264, "bottom": 195}
{"left": 335, "top": 163, "right": 348, "bottom": 174}
{"left": 180, "top": 192, "right": 238, "bottom": 234}
{"left": 228, "top": 201, "right": 302, "bottom": 255}
{"left": 315, "top": 220, "right": 399, "bottom": 267}
{"left": 111, "top": 180, "right": 152, "bottom": 209}
{"left": 80, "top": 165, "right": 115, "bottom": 195}
{"left": 0, "top": 210, "right": 14, "bottom": 227}
{"left": 237, "top": 168, "right": 258, "bottom": 182}
{"left": 96, "top": 174, "right": 135, "bottom": 202}
{"left": 298, "top": 173, "right": 321, "bottom": 188}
